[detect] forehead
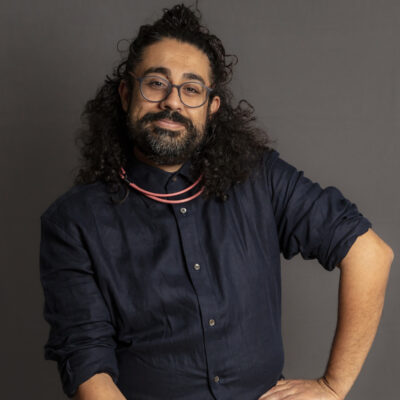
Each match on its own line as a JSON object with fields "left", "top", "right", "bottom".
{"left": 136, "top": 38, "right": 212, "bottom": 84}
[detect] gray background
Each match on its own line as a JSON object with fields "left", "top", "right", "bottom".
{"left": 0, "top": 0, "right": 398, "bottom": 399}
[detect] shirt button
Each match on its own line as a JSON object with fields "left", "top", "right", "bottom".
{"left": 194, "top": 263, "right": 201, "bottom": 270}
{"left": 214, "top": 376, "right": 220, "bottom": 383}
{"left": 209, "top": 319, "right": 215, "bottom": 326}
{"left": 171, "top": 176, "right": 177, "bottom": 182}
{"left": 180, "top": 207, "right": 187, "bottom": 214}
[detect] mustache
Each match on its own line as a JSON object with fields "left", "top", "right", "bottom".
{"left": 139, "top": 110, "right": 193, "bottom": 128}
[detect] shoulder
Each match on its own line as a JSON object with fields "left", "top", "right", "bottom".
{"left": 40, "top": 181, "right": 112, "bottom": 227}
{"left": 252, "top": 147, "right": 299, "bottom": 189}
{"left": 256, "top": 147, "right": 295, "bottom": 178}
{"left": 262, "top": 147, "right": 280, "bottom": 166}
{"left": 261, "top": 148, "right": 299, "bottom": 176}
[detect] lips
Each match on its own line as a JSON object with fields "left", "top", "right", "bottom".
{"left": 154, "top": 119, "right": 185, "bottom": 129}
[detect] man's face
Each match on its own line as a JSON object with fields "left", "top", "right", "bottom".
{"left": 119, "top": 38, "right": 220, "bottom": 165}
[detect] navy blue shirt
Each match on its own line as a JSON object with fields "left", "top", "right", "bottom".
{"left": 39, "top": 149, "right": 372, "bottom": 400}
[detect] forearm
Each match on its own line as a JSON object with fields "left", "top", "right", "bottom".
{"left": 72, "top": 372, "right": 127, "bottom": 400}
{"left": 323, "top": 230, "right": 393, "bottom": 399}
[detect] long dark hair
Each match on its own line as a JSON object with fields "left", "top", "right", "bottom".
{"left": 74, "top": 3, "right": 274, "bottom": 203}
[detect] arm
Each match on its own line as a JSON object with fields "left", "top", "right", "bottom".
{"left": 73, "top": 373, "right": 127, "bottom": 400}
{"left": 40, "top": 217, "right": 120, "bottom": 397}
{"left": 258, "top": 228, "right": 394, "bottom": 400}
{"left": 322, "top": 228, "right": 393, "bottom": 398}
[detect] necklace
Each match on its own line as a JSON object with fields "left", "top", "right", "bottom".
{"left": 119, "top": 166, "right": 204, "bottom": 204}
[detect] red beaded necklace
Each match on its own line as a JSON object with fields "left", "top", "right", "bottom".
{"left": 119, "top": 166, "right": 204, "bottom": 204}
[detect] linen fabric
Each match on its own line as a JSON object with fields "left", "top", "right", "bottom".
{"left": 39, "top": 148, "right": 372, "bottom": 399}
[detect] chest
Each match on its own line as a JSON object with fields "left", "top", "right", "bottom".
{"left": 86, "top": 184, "right": 282, "bottom": 324}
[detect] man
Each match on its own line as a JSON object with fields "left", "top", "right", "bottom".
{"left": 39, "top": 4, "right": 394, "bottom": 400}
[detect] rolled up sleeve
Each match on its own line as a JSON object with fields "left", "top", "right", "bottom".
{"left": 266, "top": 150, "right": 372, "bottom": 270}
{"left": 39, "top": 216, "right": 119, "bottom": 397}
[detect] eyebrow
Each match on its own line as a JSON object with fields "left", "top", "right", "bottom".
{"left": 142, "top": 66, "right": 207, "bottom": 86}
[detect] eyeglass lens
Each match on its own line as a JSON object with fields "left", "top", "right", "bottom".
{"left": 140, "top": 76, "right": 207, "bottom": 107}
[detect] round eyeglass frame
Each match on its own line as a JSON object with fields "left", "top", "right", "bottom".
{"left": 128, "top": 72, "right": 214, "bottom": 108}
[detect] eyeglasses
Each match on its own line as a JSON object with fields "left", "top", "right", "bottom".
{"left": 129, "top": 72, "right": 213, "bottom": 108}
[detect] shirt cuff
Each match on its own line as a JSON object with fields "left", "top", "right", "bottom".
{"left": 56, "top": 346, "right": 119, "bottom": 398}
{"left": 320, "top": 215, "right": 372, "bottom": 270}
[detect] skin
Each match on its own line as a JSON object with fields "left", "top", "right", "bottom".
{"left": 72, "top": 373, "right": 126, "bottom": 400}
{"left": 73, "top": 38, "right": 220, "bottom": 399}
{"left": 74, "top": 38, "right": 394, "bottom": 400}
{"left": 118, "top": 37, "right": 221, "bottom": 172}
{"left": 257, "top": 228, "right": 393, "bottom": 399}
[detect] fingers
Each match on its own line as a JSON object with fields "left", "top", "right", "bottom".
{"left": 257, "top": 380, "right": 291, "bottom": 399}
{"left": 258, "top": 387, "right": 293, "bottom": 399}
{"left": 257, "top": 379, "right": 341, "bottom": 400}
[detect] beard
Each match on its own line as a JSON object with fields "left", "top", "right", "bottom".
{"left": 126, "top": 109, "right": 209, "bottom": 165}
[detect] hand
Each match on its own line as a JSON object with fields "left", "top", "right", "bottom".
{"left": 257, "top": 378, "right": 343, "bottom": 400}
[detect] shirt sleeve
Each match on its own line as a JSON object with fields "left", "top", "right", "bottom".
{"left": 265, "top": 150, "right": 372, "bottom": 270}
{"left": 39, "top": 216, "right": 119, "bottom": 398}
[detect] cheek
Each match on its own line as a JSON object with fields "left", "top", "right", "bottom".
{"left": 129, "top": 102, "right": 147, "bottom": 123}
{"left": 132, "top": 106, "right": 143, "bottom": 121}
{"left": 192, "top": 110, "right": 207, "bottom": 129}
{"left": 129, "top": 90, "right": 151, "bottom": 121}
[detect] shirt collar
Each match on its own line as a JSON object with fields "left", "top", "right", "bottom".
{"left": 124, "top": 151, "right": 195, "bottom": 195}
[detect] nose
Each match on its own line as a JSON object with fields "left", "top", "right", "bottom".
{"left": 159, "top": 85, "right": 183, "bottom": 112}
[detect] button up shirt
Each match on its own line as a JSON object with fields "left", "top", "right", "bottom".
{"left": 39, "top": 149, "right": 372, "bottom": 399}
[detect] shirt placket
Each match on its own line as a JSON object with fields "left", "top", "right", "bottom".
{"left": 168, "top": 178, "right": 225, "bottom": 399}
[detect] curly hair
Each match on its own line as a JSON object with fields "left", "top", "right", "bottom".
{"left": 74, "top": 3, "right": 274, "bottom": 203}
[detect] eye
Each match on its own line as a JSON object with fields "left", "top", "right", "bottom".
{"left": 182, "top": 83, "right": 202, "bottom": 95}
{"left": 144, "top": 77, "right": 168, "bottom": 90}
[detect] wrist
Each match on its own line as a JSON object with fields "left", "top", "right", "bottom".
{"left": 319, "top": 374, "right": 348, "bottom": 400}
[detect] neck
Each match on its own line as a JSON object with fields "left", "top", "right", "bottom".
{"left": 133, "top": 147, "right": 183, "bottom": 173}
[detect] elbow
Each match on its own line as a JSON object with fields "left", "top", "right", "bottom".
{"left": 387, "top": 247, "right": 395, "bottom": 270}
{"left": 381, "top": 242, "right": 395, "bottom": 265}
{"left": 373, "top": 241, "right": 394, "bottom": 274}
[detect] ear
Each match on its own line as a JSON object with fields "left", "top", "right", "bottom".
{"left": 209, "top": 95, "right": 220, "bottom": 116}
{"left": 118, "top": 79, "right": 130, "bottom": 112}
